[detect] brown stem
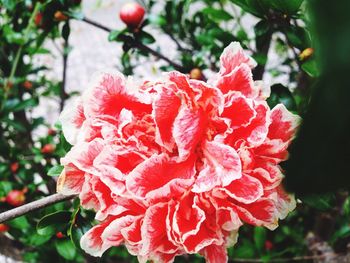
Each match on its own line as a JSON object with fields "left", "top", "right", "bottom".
{"left": 60, "top": 38, "right": 69, "bottom": 111}
{"left": 0, "top": 193, "right": 75, "bottom": 223}
{"left": 252, "top": 30, "right": 273, "bottom": 80}
{"left": 81, "top": 17, "right": 185, "bottom": 72}
{"left": 229, "top": 252, "right": 342, "bottom": 262}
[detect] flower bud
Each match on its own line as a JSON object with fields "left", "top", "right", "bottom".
{"left": 120, "top": 2, "right": 145, "bottom": 28}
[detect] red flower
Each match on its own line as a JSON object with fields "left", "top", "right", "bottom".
{"left": 58, "top": 43, "right": 300, "bottom": 262}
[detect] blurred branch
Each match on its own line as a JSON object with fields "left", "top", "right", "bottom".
{"left": 252, "top": 30, "right": 273, "bottom": 80}
{"left": 60, "top": 38, "right": 69, "bottom": 111}
{"left": 230, "top": 252, "right": 342, "bottom": 262}
{"left": 0, "top": 193, "right": 75, "bottom": 223}
{"left": 81, "top": 17, "right": 185, "bottom": 72}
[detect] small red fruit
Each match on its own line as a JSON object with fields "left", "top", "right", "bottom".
{"left": 120, "top": 2, "right": 145, "bottom": 28}
{"left": 6, "top": 190, "right": 26, "bottom": 207}
{"left": 0, "top": 224, "right": 9, "bottom": 233}
{"left": 190, "top": 68, "right": 203, "bottom": 80}
{"left": 47, "top": 128, "right": 56, "bottom": 136}
{"left": 10, "top": 162, "right": 19, "bottom": 173}
{"left": 23, "top": 80, "right": 33, "bottom": 90}
{"left": 54, "top": 11, "right": 68, "bottom": 21}
{"left": 56, "top": 231, "right": 65, "bottom": 238}
{"left": 265, "top": 240, "right": 274, "bottom": 251}
{"left": 41, "top": 144, "right": 55, "bottom": 154}
{"left": 35, "top": 12, "right": 43, "bottom": 27}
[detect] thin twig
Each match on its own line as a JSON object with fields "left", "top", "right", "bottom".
{"left": 60, "top": 38, "right": 69, "bottom": 111}
{"left": 81, "top": 17, "right": 185, "bottom": 72}
{"left": 230, "top": 252, "right": 341, "bottom": 262}
{"left": 0, "top": 193, "right": 75, "bottom": 223}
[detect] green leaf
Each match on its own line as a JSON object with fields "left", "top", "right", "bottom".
{"left": 267, "top": 84, "right": 297, "bottom": 111}
{"left": 55, "top": 239, "right": 77, "bottom": 260}
{"left": 301, "top": 59, "right": 320, "bottom": 77}
{"left": 4, "top": 98, "right": 38, "bottom": 112}
{"left": 62, "top": 22, "right": 70, "bottom": 42}
{"left": 37, "top": 211, "right": 71, "bottom": 236}
{"left": 147, "top": 14, "right": 167, "bottom": 26}
{"left": 302, "top": 194, "right": 335, "bottom": 211}
{"left": 254, "top": 20, "right": 270, "bottom": 37}
{"left": 202, "top": 7, "right": 233, "bottom": 21}
{"left": 254, "top": 227, "right": 267, "bottom": 254}
{"left": 48, "top": 165, "right": 64, "bottom": 177}
{"left": 8, "top": 216, "right": 30, "bottom": 229}
{"left": 108, "top": 29, "right": 124, "bottom": 42}
{"left": 28, "top": 232, "right": 52, "bottom": 246}
{"left": 268, "top": 0, "right": 304, "bottom": 14}
{"left": 138, "top": 31, "right": 156, "bottom": 44}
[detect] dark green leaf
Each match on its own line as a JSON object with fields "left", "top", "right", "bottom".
{"left": 37, "top": 211, "right": 71, "bottom": 236}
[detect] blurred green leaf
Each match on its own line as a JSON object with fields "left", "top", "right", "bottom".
{"left": 55, "top": 239, "right": 77, "bottom": 260}
{"left": 202, "top": 7, "right": 233, "bottom": 21}
{"left": 254, "top": 227, "right": 267, "bottom": 254}
{"left": 47, "top": 165, "right": 64, "bottom": 177}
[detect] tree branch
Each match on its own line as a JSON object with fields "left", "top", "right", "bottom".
{"left": 60, "top": 38, "right": 69, "bottom": 111}
{"left": 0, "top": 193, "right": 75, "bottom": 223}
{"left": 81, "top": 17, "right": 185, "bottom": 72}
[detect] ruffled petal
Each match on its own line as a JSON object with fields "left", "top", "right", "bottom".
{"left": 141, "top": 203, "right": 179, "bottom": 256}
{"left": 173, "top": 106, "right": 205, "bottom": 160}
{"left": 219, "top": 42, "right": 257, "bottom": 75}
{"left": 217, "top": 64, "right": 257, "bottom": 97}
{"left": 59, "top": 98, "right": 85, "bottom": 145}
{"left": 268, "top": 104, "right": 301, "bottom": 142}
{"left": 221, "top": 93, "right": 256, "bottom": 128}
{"left": 56, "top": 164, "right": 84, "bottom": 195}
{"left": 153, "top": 84, "right": 181, "bottom": 151}
{"left": 193, "top": 141, "right": 242, "bottom": 193}
{"left": 219, "top": 174, "right": 264, "bottom": 204}
{"left": 200, "top": 244, "right": 228, "bottom": 263}
{"left": 126, "top": 154, "right": 196, "bottom": 200}
{"left": 83, "top": 71, "right": 151, "bottom": 119}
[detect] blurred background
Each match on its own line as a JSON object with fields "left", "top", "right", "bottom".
{"left": 0, "top": 0, "right": 349, "bottom": 262}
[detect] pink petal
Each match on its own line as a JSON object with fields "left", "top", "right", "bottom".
{"left": 200, "top": 244, "right": 228, "bottom": 263}
{"left": 226, "top": 100, "right": 269, "bottom": 147}
{"left": 126, "top": 154, "right": 196, "bottom": 201}
{"left": 153, "top": 84, "right": 181, "bottom": 151}
{"left": 217, "top": 64, "right": 257, "bottom": 97}
{"left": 80, "top": 217, "right": 115, "bottom": 257}
{"left": 173, "top": 106, "right": 205, "bottom": 160}
{"left": 268, "top": 104, "right": 301, "bottom": 142}
{"left": 219, "top": 42, "right": 257, "bottom": 75}
{"left": 57, "top": 163, "right": 84, "bottom": 195}
{"left": 265, "top": 185, "right": 296, "bottom": 220}
{"left": 101, "top": 215, "right": 140, "bottom": 249}
{"left": 233, "top": 198, "right": 278, "bottom": 230}
{"left": 219, "top": 174, "right": 263, "bottom": 204}
{"left": 173, "top": 195, "right": 223, "bottom": 253}
{"left": 192, "top": 141, "right": 242, "bottom": 193}
{"left": 141, "top": 203, "right": 179, "bottom": 256}
{"left": 221, "top": 93, "right": 256, "bottom": 128}
{"left": 59, "top": 98, "right": 85, "bottom": 145}
{"left": 83, "top": 71, "right": 151, "bottom": 119}
{"left": 61, "top": 138, "right": 104, "bottom": 175}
